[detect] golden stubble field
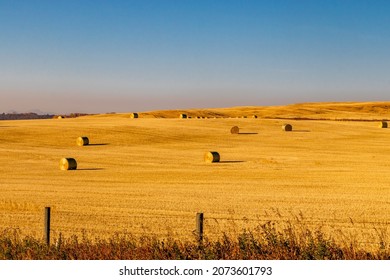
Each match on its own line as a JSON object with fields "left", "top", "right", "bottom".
{"left": 0, "top": 102, "right": 389, "bottom": 250}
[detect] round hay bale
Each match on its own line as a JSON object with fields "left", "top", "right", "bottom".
{"left": 282, "top": 124, "right": 292, "bottom": 131}
{"left": 196, "top": 116, "right": 201, "bottom": 119}
{"left": 76, "top": 136, "right": 89, "bottom": 146}
{"left": 179, "top": 113, "right": 187, "bottom": 119}
{"left": 57, "top": 116, "right": 64, "bottom": 119}
{"left": 230, "top": 126, "right": 239, "bottom": 134}
{"left": 130, "top": 113, "right": 138, "bottom": 118}
{"left": 379, "top": 121, "right": 388, "bottom": 128}
{"left": 252, "top": 115, "right": 258, "bottom": 118}
{"left": 59, "top": 158, "right": 77, "bottom": 170}
{"left": 204, "top": 151, "right": 220, "bottom": 163}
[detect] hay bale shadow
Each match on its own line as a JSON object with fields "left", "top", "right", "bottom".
{"left": 238, "top": 132, "right": 258, "bottom": 135}
{"left": 77, "top": 168, "right": 105, "bottom": 171}
{"left": 217, "top": 160, "right": 245, "bottom": 164}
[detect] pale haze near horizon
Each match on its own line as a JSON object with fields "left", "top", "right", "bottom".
{"left": 1, "top": 1, "right": 389, "bottom": 114}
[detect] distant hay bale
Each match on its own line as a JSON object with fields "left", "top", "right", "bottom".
{"left": 130, "top": 113, "right": 138, "bottom": 118}
{"left": 204, "top": 151, "right": 220, "bottom": 163}
{"left": 282, "top": 124, "right": 293, "bottom": 131}
{"left": 230, "top": 126, "right": 240, "bottom": 134}
{"left": 57, "top": 116, "right": 64, "bottom": 119}
{"left": 379, "top": 121, "right": 388, "bottom": 128}
{"left": 252, "top": 115, "right": 258, "bottom": 118}
{"left": 180, "top": 114, "right": 187, "bottom": 119}
{"left": 196, "top": 116, "right": 201, "bottom": 119}
{"left": 76, "top": 136, "right": 89, "bottom": 146}
{"left": 59, "top": 158, "right": 77, "bottom": 170}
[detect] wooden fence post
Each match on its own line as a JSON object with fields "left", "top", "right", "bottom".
{"left": 44, "top": 207, "right": 51, "bottom": 246}
{"left": 196, "top": 212, "right": 204, "bottom": 242}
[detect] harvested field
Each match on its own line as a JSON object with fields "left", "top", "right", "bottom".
{"left": 0, "top": 102, "right": 389, "bottom": 252}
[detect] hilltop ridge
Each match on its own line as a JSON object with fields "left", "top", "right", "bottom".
{"left": 89, "top": 101, "right": 390, "bottom": 120}
{"left": 5, "top": 101, "right": 388, "bottom": 121}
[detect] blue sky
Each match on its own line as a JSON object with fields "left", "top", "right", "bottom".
{"left": 1, "top": 0, "right": 389, "bottom": 114}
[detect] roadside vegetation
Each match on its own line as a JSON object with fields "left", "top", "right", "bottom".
{"left": 1, "top": 220, "right": 388, "bottom": 260}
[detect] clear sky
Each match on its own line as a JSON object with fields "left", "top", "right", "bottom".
{"left": 1, "top": 0, "right": 389, "bottom": 114}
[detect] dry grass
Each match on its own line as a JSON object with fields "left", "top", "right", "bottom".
{"left": 0, "top": 102, "right": 389, "bottom": 253}
{"left": 1, "top": 216, "right": 388, "bottom": 259}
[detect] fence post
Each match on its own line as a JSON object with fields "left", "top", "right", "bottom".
{"left": 196, "top": 212, "right": 204, "bottom": 242}
{"left": 44, "top": 207, "right": 51, "bottom": 246}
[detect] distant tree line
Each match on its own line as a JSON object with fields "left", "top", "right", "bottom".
{"left": 0, "top": 113, "right": 54, "bottom": 120}
{"left": 0, "top": 112, "right": 89, "bottom": 120}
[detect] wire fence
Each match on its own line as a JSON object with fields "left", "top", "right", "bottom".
{"left": 1, "top": 206, "right": 387, "bottom": 249}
